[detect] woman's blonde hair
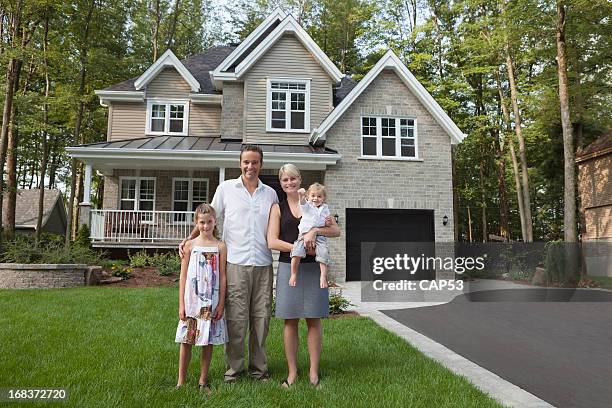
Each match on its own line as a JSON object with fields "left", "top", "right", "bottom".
{"left": 278, "top": 163, "right": 301, "bottom": 180}
{"left": 194, "top": 203, "right": 219, "bottom": 238}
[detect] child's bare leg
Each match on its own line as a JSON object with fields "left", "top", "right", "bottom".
{"left": 199, "top": 345, "right": 213, "bottom": 386}
{"left": 290, "top": 256, "right": 300, "bottom": 287}
{"left": 319, "top": 263, "right": 328, "bottom": 288}
{"left": 177, "top": 343, "right": 192, "bottom": 386}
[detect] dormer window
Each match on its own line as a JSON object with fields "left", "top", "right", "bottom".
{"left": 146, "top": 100, "right": 189, "bottom": 135}
{"left": 266, "top": 79, "right": 310, "bottom": 133}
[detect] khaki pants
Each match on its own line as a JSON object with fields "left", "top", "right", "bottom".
{"left": 224, "top": 263, "right": 274, "bottom": 380}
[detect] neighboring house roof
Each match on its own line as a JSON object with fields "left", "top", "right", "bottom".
{"left": 311, "top": 50, "right": 466, "bottom": 145}
{"left": 102, "top": 45, "right": 237, "bottom": 94}
{"left": 576, "top": 132, "right": 612, "bottom": 163}
{"left": 2, "top": 189, "right": 66, "bottom": 230}
{"left": 67, "top": 136, "right": 341, "bottom": 171}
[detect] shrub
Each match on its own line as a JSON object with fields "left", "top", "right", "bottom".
{"left": 157, "top": 253, "right": 181, "bottom": 276}
{"left": 329, "top": 293, "right": 352, "bottom": 315}
{"left": 112, "top": 264, "right": 133, "bottom": 279}
{"left": 0, "top": 233, "right": 103, "bottom": 265}
{"left": 545, "top": 241, "right": 579, "bottom": 285}
{"left": 75, "top": 225, "right": 91, "bottom": 248}
{"left": 128, "top": 249, "right": 151, "bottom": 268}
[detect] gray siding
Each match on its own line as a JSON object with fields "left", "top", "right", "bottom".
{"left": 189, "top": 104, "right": 221, "bottom": 137}
{"left": 242, "top": 34, "right": 334, "bottom": 145}
{"left": 323, "top": 69, "right": 456, "bottom": 282}
{"left": 109, "top": 102, "right": 147, "bottom": 141}
{"left": 146, "top": 67, "right": 191, "bottom": 99}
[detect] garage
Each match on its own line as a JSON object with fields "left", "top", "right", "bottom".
{"left": 345, "top": 209, "right": 435, "bottom": 281}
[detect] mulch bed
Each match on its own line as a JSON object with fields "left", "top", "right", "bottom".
{"left": 101, "top": 267, "right": 177, "bottom": 288}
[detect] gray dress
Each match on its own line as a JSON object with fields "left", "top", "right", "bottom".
{"left": 275, "top": 200, "right": 329, "bottom": 319}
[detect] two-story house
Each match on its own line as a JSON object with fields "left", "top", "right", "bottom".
{"left": 67, "top": 8, "right": 465, "bottom": 282}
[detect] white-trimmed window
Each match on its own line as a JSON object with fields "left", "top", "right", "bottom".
{"left": 119, "top": 177, "right": 156, "bottom": 221}
{"left": 266, "top": 79, "right": 310, "bottom": 132}
{"left": 172, "top": 178, "right": 209, "bottom": 222}
{"left": 361, "top": 116, "right": 418, "bottom": 159}
{"left": 146, "top": 100, "right": 189, "bottom": 135}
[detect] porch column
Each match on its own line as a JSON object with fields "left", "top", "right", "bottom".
{"left": 78, "top": 163, "right": 93, "bottom": 228}
{"left": 219, "top": 167, "right": 225, "bottom": 183}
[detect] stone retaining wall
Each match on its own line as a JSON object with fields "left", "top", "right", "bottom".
{"left": 0, "top": 264, "right": 101, "bottom": 289}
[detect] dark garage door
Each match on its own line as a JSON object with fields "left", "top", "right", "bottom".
{"left": 345, "top": 209, "right": 435, "bottom": 281}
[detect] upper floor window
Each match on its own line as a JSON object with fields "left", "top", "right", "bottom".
{"left": 361, "top": 116, "right": 418, "bottom": 159}
{"left": 146, "top": 100, "right": 189, "bottom": 135}
{"left": 266, "top": 79, "right": 310, "bottom": 133}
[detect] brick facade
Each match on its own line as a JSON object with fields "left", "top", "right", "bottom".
{"left": 221, "top": 82, "right": 245, "bottom": 140}
{"left": 323, "top": 69, "right": 455, "bottom": 282}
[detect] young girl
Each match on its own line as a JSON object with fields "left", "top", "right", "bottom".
{"left": 175, "top": 204, "right": 227, "bottom": 392}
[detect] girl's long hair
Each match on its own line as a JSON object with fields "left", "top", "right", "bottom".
{"left": 194, "top": 203, "right": 219, "bottom": 239}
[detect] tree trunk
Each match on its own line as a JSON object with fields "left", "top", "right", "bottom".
{"left": 505, "top": 49, "right": 533, "bottom": 241}
{"left": 0, "top": 0, "right": 23, "bottom": 244}
{"left": 467, "top": 205, "right": 473, "bottom": 243}
{"left": 66, "top": 0, "right": 96, "bottom": 246}
{"left": 6, "top": 109, "right": 18, "bottom": 238}
{"left": 166, "top": 0, "right": 181, "bottom": 50}
{"left": 36, "top": 17, "right": 50, "bottom": 242}
{"left": 556, "top": 1, "right": 576, "bottom": 242}
{"left": 496, "top": 69, "right": 527, "bottom": 241}
{"left": 152, "top": 0, "right": 161, "bottom": 61}
{"left": 480, "top": 161, "right": 487, "bottom": 242}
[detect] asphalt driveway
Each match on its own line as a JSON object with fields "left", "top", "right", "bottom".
{"left": 382, "top": 289, "right": 612, "bottom": 408}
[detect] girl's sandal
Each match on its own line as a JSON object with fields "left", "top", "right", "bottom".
{"left": 199, "top": 382, "right": 212, "bottom": 395}
{"left": 281, "top": 379, "right": 294, "bottom": 389}
{"left": 310, "top": 378, "right": 321, "bottom": 390}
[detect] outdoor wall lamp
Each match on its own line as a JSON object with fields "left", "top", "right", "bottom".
{"left": 442, "top": 215, "right": 449, "bottom": 226}
{"left": 334, "top": 214, "right": 340, "bottom": 225}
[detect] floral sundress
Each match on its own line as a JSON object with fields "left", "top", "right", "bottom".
{"left": 175, "top": 245, "right": 228, "bottom": 346}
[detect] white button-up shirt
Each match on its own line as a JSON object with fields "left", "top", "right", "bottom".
{"left": 211, "top": 177, "right": 278, "bottom": 266}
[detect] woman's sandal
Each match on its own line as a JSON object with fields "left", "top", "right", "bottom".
{"left": 198, "top": 382, "right": 212, "bottom": 395}
{"left": 281, "top": 378, "right": 294, "bottom": 389}
{"left": 310, "top": 377, "right": 321, "bottom": 389}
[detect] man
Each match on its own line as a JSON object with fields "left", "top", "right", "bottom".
{"left": 180, "top": 144, "right": 278, "bottom": 382}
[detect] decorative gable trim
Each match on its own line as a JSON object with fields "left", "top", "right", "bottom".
{"left": 134, "top": 49, "right": 200, "bottom": 92}
{"left": 233, "top": 15, "right": 343, "bottom": 83}
{"left": 311, "top": 50, "right": 466, "bottom": 145}
{"left": 217, "top": 8, "right": 287, "bottom": 73}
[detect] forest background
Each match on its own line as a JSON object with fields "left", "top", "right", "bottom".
{"left": 0, "top": 0, "right": 609, "bottom": 244}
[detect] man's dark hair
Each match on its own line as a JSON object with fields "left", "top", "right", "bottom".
{"left": 240, "top": 144, "right": 263, "bottom": 162}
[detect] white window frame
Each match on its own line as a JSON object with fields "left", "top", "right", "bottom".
{"left": 145, "top": 99, "right": 189, "bottom": 136}
{"left": 171, "top": 178, "right": 209, "bottom": 224}
{"left": 265, "top": 78, "right": 310, "bottom": 133}
{"left": 118, "top": 176, "right": 156, "bottom": 223}
{"left": 359, "top": 116, "right": 420, "bottom": 161}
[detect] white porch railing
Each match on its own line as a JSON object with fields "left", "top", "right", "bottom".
{"left": 90, "top": 210, "right": 195, "bottom": 244}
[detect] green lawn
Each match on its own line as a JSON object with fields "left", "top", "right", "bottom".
{"left": 585, "top": 275, "right": 612, "bottom": 289}
{"left": 0, "top": 286, "right": 503, "bottom": 408}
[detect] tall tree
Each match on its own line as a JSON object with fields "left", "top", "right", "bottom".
{"left": 556, "top": 0, "right": 576, "bottom": 242}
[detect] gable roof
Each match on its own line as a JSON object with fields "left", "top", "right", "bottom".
{"left": 102, "top": 45, "right": 236, "bottom": 95}
{"left": 134, "top": 49, "right": 200, "bottom": 92}
{"left": 311, "top": 50, "right": 466, "bottom": 145}
{"left": 210, "top": 9, "right": 344, "bottom": 89}
{"left": 2, "top": 189, "right": 66, "bottom": 230}
{"left": 232, "top": 15, "right": 343, "bottom": 82}
{"left": 216, "top": 8, "right": 286, "bottom": 73}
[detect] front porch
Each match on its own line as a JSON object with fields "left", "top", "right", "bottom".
{"left": 90, "top": 209, "right": 197, "bottom": 248}
{"left": 67, "top": 136, "right": 341, "bottom": 248}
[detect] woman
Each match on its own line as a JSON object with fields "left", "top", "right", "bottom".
{"left": 267, "top": 163, "right": 341, "bottom": 388}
